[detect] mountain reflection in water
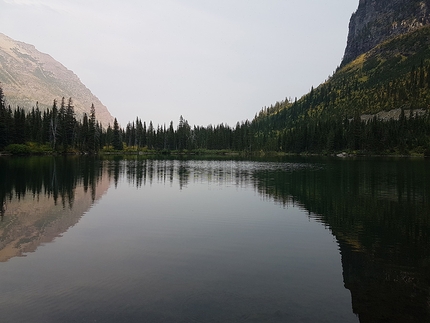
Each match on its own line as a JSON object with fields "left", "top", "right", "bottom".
{"left": 0, "top": 156, "right": 429, "bottom": 322}
{"left": 0, "top": 157, "right": 110, "bottom": 262}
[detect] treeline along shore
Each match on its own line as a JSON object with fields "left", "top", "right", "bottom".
{"left": 1, "top": 83, "right": 430, "bottom": 156}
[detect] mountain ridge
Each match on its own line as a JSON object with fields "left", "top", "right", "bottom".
{"left": 0, "top": 33, "right": 114, "bottom": 127}
{"left": 241, "top": 0, "right": 430, "bottom": 154}
{"left": 342, "top": 0, "right": 430, "bottom": 65}
{"left": 259, "top": 0, "right": 430, "bottom": 123}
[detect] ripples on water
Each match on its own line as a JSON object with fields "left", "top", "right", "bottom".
{"left": 0, "top": 156, "right": 429, "bottom": 322}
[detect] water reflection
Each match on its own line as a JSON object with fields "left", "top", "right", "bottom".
{"left": 251, "top": 158, "right": 430, "bottom": 323}
{"left": 0, "top": 156, "right": 110, "bottom": 262}
{"left": 0, "top": 156, "right": 429, "bottom": 322}
{"left": 107, "top": 157, "right": 316, "bottom": 192}
{"left": 102, "top": 157, "right": 430, "bottom": 322}
{"left": 1, "top": 201, "right": 5, "bottom": 220}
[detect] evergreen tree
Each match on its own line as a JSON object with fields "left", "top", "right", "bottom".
{"left": 0, "top": 85, "right": 8, "bottom": 149}
{"left": 49, "top": 99, "right": 59, "bottom": 150}
{"left": 62, "top": 98, "right": 76, "bottom": 151}
{"left": 29, "top": 104, "right": 43, "bottom": 144}
{"left": 13, "top": 107, "right": 26, "bottom": 144}
{"left": 147, "top": 121, "right": 154, "bottom": 149}
{"left": 112, "top": 118, "right": 123, "bottom": 150}
{"left": 88, "top": 103, "right": 97, "bottom": 153}
{"left": 135, "top": 117, "right": 144, "bottom": 148}
{"left": 177, "top": 115, "right": 191, "bottom": 151}
{"left": 80, "top": 113, "right": 89, "bottom": 151}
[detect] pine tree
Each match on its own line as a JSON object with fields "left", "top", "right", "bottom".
{"left": 135, "top": 117, "right": 144, "bottom": 148}
{"left": 14, "top": 107, "right": 26, "bottom": 144}
{"left": 88, "top": 103, "right": 97, "bottom": 153}
{"left": 0, "top": 85, "right": 8, "bottom": 149}
{"left": 112, "top": 118, "right": 123, "bottom": 150}
{"left": 80, "top": 113, "right": 89, "bottom": 152}
{"left": 64, "top": 98, "right": 76, "bottom": 151}
{"left": 57, "top": 97, "right": 66, "bottom": 150}
{"left": 147, "top": 121, "right": 154, "bottom": 149}
{"left": 49, "top": 100, "right": 59, "bottom": 150}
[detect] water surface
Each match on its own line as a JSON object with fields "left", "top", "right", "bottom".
{"left": 0, "top": 156, "right": 429, "bottom": 322}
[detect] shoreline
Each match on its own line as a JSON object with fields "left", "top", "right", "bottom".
{"left": 1, "top": 147, "right": 429, "bottom": 159}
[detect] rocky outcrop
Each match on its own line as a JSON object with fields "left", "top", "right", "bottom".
{"left": 342, "top": 0, "right": 430, "bottom": 65}
{"left": 0, "top": 33, "right": 114, "bottom": 127}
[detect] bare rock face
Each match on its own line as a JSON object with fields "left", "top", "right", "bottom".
{"left": 342, "top": 0, "right": 430, "bottom": 65}
{"left": 0, "top": 33, "right": 114, "bottom": 127}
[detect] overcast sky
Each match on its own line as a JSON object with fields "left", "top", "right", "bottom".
{"left": 1, "top": 0, "right": 358, "bottom": 127}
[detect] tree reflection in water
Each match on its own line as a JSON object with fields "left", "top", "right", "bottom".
{"left": 0, "top": 156, "right": 429, "bottom": 322}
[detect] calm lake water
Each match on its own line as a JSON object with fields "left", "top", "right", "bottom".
{"left": 0, "top": 156, "right": 429, "bottom": 323}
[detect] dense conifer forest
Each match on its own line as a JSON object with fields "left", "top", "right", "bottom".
{"left": 1, "top": 27, "right": 430, "bottom": 156}
{"left": 0, "top": 86, "right": 104, "bottom": 154}
{"left": 0, "top": 87, "right": 430, "bottom": 155}
{"left": 1, "top": 78, "right": 430, "bottom": 156}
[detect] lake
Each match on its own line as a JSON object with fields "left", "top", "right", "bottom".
{"left": 0, "top": 156, "right": 429, "bottom": 322}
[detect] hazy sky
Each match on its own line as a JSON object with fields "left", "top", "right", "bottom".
{"left": 1, "top": 0, "right": 358, "bottom": 127}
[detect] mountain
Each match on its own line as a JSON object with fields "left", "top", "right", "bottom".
{"left": 325, "top": 0, "right": 430, "bottom": 118}
{"left": 0, "top": 33, "right": 114, "bottom": 127}
{"left": 342, "top": 0, "right": 430, "bottom": 65}
{"left": 244, "top": 0, "right": 430, "bottom": 154}
{"left": 255, "top": 0, "right": 430, "bottom": 126}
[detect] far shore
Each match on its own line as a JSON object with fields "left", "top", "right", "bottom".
{"left": 1, "top": 148, "right": 428, "bottom": 159}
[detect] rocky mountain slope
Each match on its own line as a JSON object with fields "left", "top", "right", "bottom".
{"left": 244, "top": 0, "right": 430, "bottom": 154}
{"left": 342, "top": 0, "right": 430, "bottom": 65}
{"left": 258, "top": 0, "right": 430, "bottom": 124}
{"left": 0, "top": 33, "right": 113, "bottom": 127}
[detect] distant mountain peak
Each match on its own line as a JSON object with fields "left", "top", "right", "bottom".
{"left": 342, "top": 0, "right": 430, "bottom": 65}
{"left": 0, "top": 33, "right": 114, "bottom": 127}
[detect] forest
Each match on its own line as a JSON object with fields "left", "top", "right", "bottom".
{"left": 1, "top": 81, "right": 430, "bottom": 156}
{"left": 1, "top": 32, "right": 430, "bottom": 157}
{"left": 2, "top": 25, "right": 430, "bottom": 156}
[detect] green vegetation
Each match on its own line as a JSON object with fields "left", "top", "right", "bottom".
{"left": 249, "top": 26, "right": 430, "bottom": 155}
{"left": 119, "top": 26, "right": 430, "bottom": 156}
{"left": 2, "top": 27, "right": 430, "bottom": 156}
{"left": 0, "top": 89, "right": 104, "bottom": 155}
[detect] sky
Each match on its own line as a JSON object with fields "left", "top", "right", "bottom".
{"left": 0, "top": 0, "right": 358, "bottom": 127}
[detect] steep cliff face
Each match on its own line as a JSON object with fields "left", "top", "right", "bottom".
{"left": 0, "top": 33, "right": 114, "bottom": 127}
{"left": 342, "top": 0, "right": 430, "bottom": 65}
